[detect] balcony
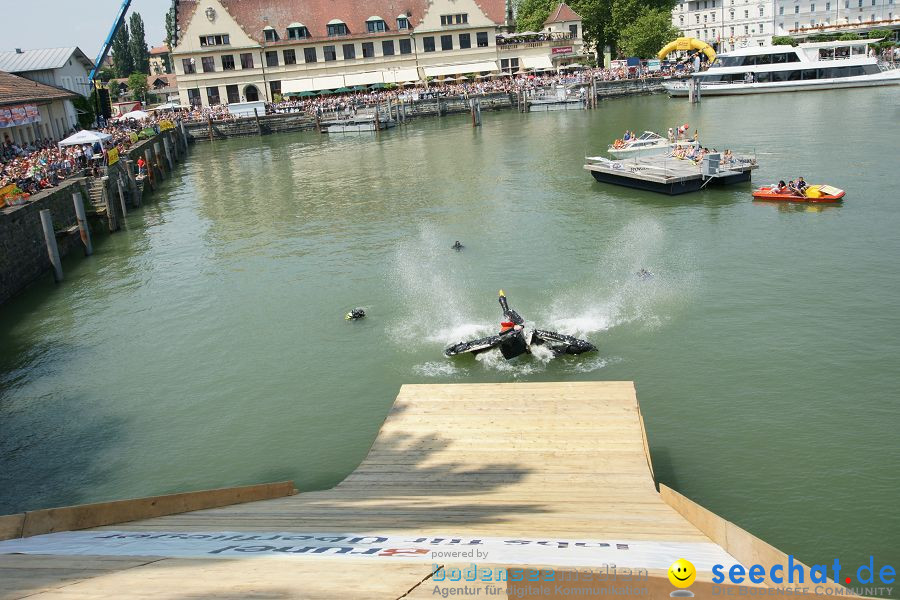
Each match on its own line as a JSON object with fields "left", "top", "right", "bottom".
{"left": 497, "top": 36, "right": 580, "bottom": 52}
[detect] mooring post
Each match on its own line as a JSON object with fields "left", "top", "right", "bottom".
{"left": 154, "top": 143, "right": 166, "bottom": 179}
{"left": 207, "top": 116, "right": 214, "bottom": 141}
{"left": 39, "top": 209, "right": 63, "bottom": 282}
{"left": 116, "top": 175, "right": 128, "bottom": 220}
{"left": 143, "top": 149, "right": 155, "bottom": 191}
{"left": 72, "top": 191, "right": 92, "bottom": 256}
{"left": 101, "top": 176, "right": 118, "bottom": 232}
{"left": 253, "top": 108, "right": 262, "bottom": 136}
{"left": 476, "top": 99, "right": 482, "bottom": 126}
{"left": 125, "top": 159, "right": 141, "bottom": 207}
{"left": 375, "top": 107, "right": 380, "bottom": 132}
{"left": 163, "top": 135, "right": 175, "bottom": 172}
{"left": 180, "top": 119, "right": 189, "bottom": 148}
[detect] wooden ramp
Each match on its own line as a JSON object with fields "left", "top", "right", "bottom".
{"left": 1, "top": 382, "right": 840, "bottom": 599}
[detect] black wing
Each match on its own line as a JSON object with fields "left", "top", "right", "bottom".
{"left": 444, "top": 334, "right": 503, "bottom": 357}
{"left": 532, "top": 329, "right": 597, "bottom": 356}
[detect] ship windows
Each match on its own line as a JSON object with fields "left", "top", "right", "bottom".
{"left": 801, "top": 69, "right": 817, "bottom": 79}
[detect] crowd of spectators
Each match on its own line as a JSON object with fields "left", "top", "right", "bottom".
{"left": 178, "top": 64, "right": 694, "bottom": 123}
{"left": 1, "top": 113, "right": 179, "bottom": 204}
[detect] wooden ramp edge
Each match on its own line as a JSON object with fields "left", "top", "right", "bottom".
{"left": 0, "top": 481, "right": 296, "bottom": 541}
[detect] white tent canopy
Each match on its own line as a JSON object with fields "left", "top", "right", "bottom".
{"left": 522, "top": 56, "right": 553, "bottom": 69}
{"left": 58, "top": 130, "right": 112, "bottom": 147}
{"left": 117, "top": 110, "right": 150, "bottom": 121}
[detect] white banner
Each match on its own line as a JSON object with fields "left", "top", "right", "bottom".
{"left": 0, "top": 531, "right": 739, "bottom": 570}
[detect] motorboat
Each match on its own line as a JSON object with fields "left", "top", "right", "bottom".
{"left": 607, "top": 131, "right": 698, "bottom": 158}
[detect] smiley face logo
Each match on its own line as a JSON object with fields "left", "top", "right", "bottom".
{"left": 668, "top": 558, "right": 696, "bottom": 588}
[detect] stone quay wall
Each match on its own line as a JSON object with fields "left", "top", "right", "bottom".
{"left": 0, "top": 178, "right": 91, "bottom": 305}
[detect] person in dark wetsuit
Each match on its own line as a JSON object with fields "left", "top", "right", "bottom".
{"left": 451, "top": 241, "right": 463, "bottom": 251}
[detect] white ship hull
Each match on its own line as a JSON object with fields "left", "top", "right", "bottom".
{"left": 666, "top": 69, "right": 900, "bottom": 96}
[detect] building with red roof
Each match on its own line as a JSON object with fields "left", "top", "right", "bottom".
{"left": 169, "top": 0, "right": 583, "bottom": 106}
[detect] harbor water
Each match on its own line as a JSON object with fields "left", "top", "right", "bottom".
{"left": 1, "top": 89, "right": 898, "bottom": 573}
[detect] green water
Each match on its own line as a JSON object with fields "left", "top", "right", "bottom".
{"left": 1, "top": 90, "right": 898, "bottom": 575}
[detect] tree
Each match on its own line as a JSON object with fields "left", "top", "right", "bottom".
{"left": 129, "top": 12, "right": 150, "bottom": 74}
{"left": 165, "top": 5, "right": 177, "bottom": 50}
{"left": 514, "top": 0, "right": 557, "bottom": 32}
{"left": 111, "top": 23, "right": 134, "bottom": 77}
{"left": 96, "top": 66, "right": 117, "bottom": 82}
{"left": 837, "top": 32, "right": 860, "bottom": 41}
{"left": 109, "top": 82, "right": 121, "bottom": 102}
{"left": 771, "top": 35, "right": 798, "bottom": 46}
{"left": 127, "top": 72, "right": 148, "bottom": 103}
{"left": 617, "top": 8, "right": 681, "bottom": 58}
{"left": 570, "top": 0, "right": 614, "bottom": 64}
{"left": 72, "top": 95, "right": 95, "bottom": 129}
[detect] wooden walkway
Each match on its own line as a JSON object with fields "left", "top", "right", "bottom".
{"left": 0, "top": 382, "right": 835, "bottom": 599}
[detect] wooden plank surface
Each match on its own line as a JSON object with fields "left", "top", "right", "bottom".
{"left": 1, "top": 382, "right": 726, "bottom": 599}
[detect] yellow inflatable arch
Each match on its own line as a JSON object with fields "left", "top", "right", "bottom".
{"left": 658, "top": 37, "right": 717, "bottom": 62}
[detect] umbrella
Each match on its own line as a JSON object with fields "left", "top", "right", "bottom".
{"left": 369, "top": 83, "right": 387, "bottom": 89}
{"left": 494, "top": 72, "right": 511, "bottom": 77}
{"left": 402, "top": 81, "right": 417, "bottom": 86}
{"left": 152, "top": 103, "right": 181, "bottom": 111}
{"left": 351, "top": 85, "right": 368, "bottom": 91}
{"left": 317, "top": 89, "right": 336, "bottom": 95}
{"left": 518, "top": 31, "right": 540, "bottom": 36}
{"left": 297, "top": 91, "right": 316, "bottom": 97}
{"left": 58, "top": 130, "right": 112, "bottom": 147}
{"left": 334, "top": 87, "right": 353, "bottom": 93}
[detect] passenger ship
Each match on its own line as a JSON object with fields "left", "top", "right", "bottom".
{"left": 664, "top": 39, "right": 900, "bottom": 96}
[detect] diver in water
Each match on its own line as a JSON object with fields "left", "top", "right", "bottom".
{"left": 451, "top": 241, "right": 464, "bottom": 251}
{"left": 345, "top": 308, "right": 366, "bottom": 320}
{"left": 445, "top": 291, "right": 596, "bottom": 360}
{"left": 637, "top": 268, "right": 653, "bottom": 280}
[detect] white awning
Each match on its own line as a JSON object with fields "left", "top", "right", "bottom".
{"left": 281, "top": 78, "right": 317, "bottom": 93}
{"left": 312, "top": 74, "right": 346, "bottom": 90}
{"left": 383, "top": 67, "right": 420, "bottom": 83}
{"left": 522, "top": 55, "right": 554, "bottom": 69}
{"left": 344, "top": 71, "right": 386, "bottom": 86}
{"left": 422, "top": 61, "right": 498, "bottom": 77}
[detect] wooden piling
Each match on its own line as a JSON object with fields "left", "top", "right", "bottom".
{"left": 180, "top": 119, "right": 189, "bottom": 147}
{"left": 72, "top": 191, "right": 92, "bottom": 256}
{"left": 39, "top": 209, "right": 63, "bottom": 282}
{"left": 207, "top": 116, "right": 214, "bottom": 141}
{"left": 163, "top": 135, "right": 175, "bottom": 172}
{"left": 253, "top": 108, "right": 263, "bottom": 136}
{"left": 125, "top": 160, "right": 141, "bottom": 207}
{"left": 101, "top": 177, "right": 118, "bottom": 232}
{"left": 153, "top": 143, "right": 166, "bottom": 179}
{"left": 116, "top": 176, "right": 128, "bottom": 220}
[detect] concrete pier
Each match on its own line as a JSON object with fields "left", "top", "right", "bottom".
{"left": 0, "top": 382, "right": 859, "bottom": 599}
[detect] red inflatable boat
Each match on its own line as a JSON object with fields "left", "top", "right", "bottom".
{"left": 752, "top": 184, "right": 845, "bottom": 203}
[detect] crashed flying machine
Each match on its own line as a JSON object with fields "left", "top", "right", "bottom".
{"left": 444, "top": 291, "right": 596, "bottom": 360}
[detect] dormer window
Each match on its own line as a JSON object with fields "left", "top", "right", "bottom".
{"left": 366, "top": 16, "right": 388, "bottom": 32}
{"left": 287, "top": 23, "right": 309, "bottom": 39}
{"left": 264, "top": 26, "right": 278, "bottom": 42}
{"left": 397, "top": 14, "right": 410, "bottom": 29}
{"left": 327, "top": 19, "right": 349, "bottom": 36}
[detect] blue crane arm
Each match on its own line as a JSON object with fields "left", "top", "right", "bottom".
{"left": 89, "top": 0, "right": 133, "bottom": 82}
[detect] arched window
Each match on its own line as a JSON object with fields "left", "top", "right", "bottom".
{"left": 327, "top": 19, "right": 349, "bottom": 36}
{"left": 287, "top": 23, "right": 310, "bottom": 39}
{"left": 366, "top": 16, "right": 388, "bottom": 32}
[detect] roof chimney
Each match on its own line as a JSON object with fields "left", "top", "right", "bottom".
{"left": 15, "top": 48, "right": 23, "bottom": 54}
